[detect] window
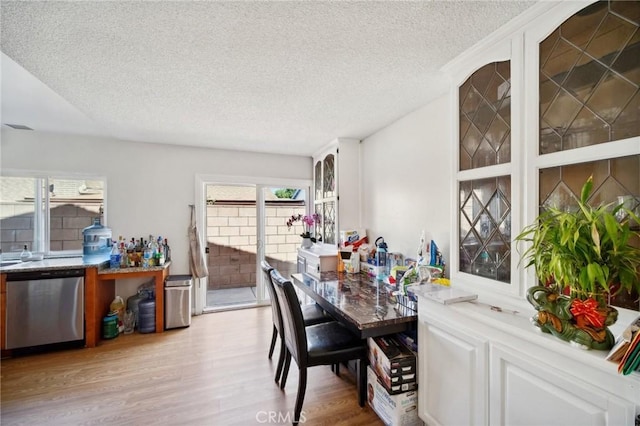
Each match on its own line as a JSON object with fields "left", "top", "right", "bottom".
{"left": 0, "top": 174, "right": 105, "bottom": 257}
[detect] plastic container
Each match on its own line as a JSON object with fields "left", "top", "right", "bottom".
{"left": 82, "top": 217, "right": 112, "bottom": 263}
{"left": 137, "top": 298, "right": 156, "bottom": 334}
{"left": 102, "top": 312, "right": 119, "bottom": 339}
{"left": 110, "top": 296, "right": 125, "bottom": 333}
{"left": 127, "top": 291, "right": 147, "bottom": 329}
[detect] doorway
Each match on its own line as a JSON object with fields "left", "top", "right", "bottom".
{"left": 202, "top": 183, "right": 309, "bottom": 311}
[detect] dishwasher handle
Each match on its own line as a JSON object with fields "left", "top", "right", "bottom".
{"left": 6, "top": 268, "right": 85, "bottom": 281}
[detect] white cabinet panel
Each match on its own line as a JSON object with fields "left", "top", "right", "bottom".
{"left": 419, "top": 318, "right": 488, "bottom": 426}
{"left": 490, "top": 345, "right": 635, "bottom": 426}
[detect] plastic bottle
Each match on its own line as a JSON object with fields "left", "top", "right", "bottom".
{"left": 82, "top": 217, "right": 112, "bottom": 262}
{"left": 110, "top": 296, "right": 126, "bottom": 334}
{"left": 142, "top": 245, "right": 151, "bottom": 268}
{"left": 109, "top": 241, "right": 121, "bottom": 268}
{"left": 375, "top": 237, "right": 388, "bottom": 280}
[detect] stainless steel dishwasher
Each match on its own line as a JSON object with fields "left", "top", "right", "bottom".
{"left": 5, "top": 268, "right": 85, "bottom": 350}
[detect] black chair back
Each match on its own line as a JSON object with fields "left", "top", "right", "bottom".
{"left": 261, "top": 260, "right": 282, "bottom": 335}
{"left": 270, "top": 269, "right": 307, "bottom": 366}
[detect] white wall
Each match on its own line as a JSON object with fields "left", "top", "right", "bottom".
{"left": 361, "top": 94, "right": 452, "bottom": 269}
{"left": 0, "top": 129, "right": 312, "bottom": 277}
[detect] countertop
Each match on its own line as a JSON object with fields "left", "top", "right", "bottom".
{"left": 292, "top": 271, "right": 417, "bottom": 337}
{"left": 0, "top": 257, "right": 170, "bottom": 274}
{"left": 0, "top": 257, "right": 108, "bottom": 273}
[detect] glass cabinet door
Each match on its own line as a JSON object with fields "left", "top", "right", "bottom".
{"left": 458, "top": 61, "right": 512, "bottom": 284}
{"left": 539, "top": 0, "right": 640, "bottom": 154}
{"left": 313, "top": 152, "right": 338, "bottom": 245}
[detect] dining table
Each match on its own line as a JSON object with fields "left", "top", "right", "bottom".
{"left": 290, "top": 271, "right": 417, "bottom": 339}
{"left": 291, "top": 271, "right": 418, "bottom": 407}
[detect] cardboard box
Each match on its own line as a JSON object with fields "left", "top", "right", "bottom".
{"left": 367, "top": 366, "right": 421, "bottom": 426}
{"left": 340, "top": 229, "right": 360, "bottom": 247}
{"left": 368, "top": 335, "right": 417, "bottom": 394}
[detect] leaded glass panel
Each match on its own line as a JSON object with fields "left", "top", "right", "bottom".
{"left": 315, "top": 161, "right": 322, "bottom": 199}
{"left": 314, "top": 204, "right": 323, "bottom": 242}
{"left": 539, "top": 155, "right": 640, "bottom": 309}
{"left": 459, "top": 176, "right": 511, "bottom": 283}
{"left": 323, "top": 201, "right": 336, "bottom": 245}
{"left": 459, "top": 61, "right": 511, "bottom": 170}
{"left": 539, "top": 0, "right": 640, "bottom": 154}
{"left": 323, "top": 154, "right": 335, "bottom": 198}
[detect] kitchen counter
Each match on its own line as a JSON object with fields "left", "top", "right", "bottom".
{"left": 0, "top": 257, "right": 108, "bottom": 273}
{"left": 1, "top": 258, "right": 171, "bottom": 351}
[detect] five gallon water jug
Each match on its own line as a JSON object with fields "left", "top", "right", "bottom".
{"left": 137, "top": 297, "right": 156, "bottom": 334}
{"left": 82, "top": 217, "right": 112, "bottom": 263}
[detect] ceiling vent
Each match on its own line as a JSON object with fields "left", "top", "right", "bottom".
{"left": 3, "top": 124, "right": 33, "bottom": 130}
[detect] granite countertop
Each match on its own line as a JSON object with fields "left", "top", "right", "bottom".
{"left": 0, "top": 257, "right": 170, "bottom": 274}
{"left": 0, "top": 257, "right": 108, "bottom": 273}
{"left": 293, "top": 271, "right": 417, "bottom": 332}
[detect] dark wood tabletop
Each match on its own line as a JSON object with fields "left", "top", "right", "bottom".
{"left": 291, "top": 271, "right": 417, "bottom": 339}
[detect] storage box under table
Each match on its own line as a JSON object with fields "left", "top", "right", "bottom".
{"left": 367, "top": 366, "right": 421, "bottom": 426}
{"left": 368, "top": 335, "right": 417, "bottom": 394}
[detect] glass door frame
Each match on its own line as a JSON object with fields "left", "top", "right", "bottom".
{"left": 194, "top": 174, "right": 312, "bottom": 314}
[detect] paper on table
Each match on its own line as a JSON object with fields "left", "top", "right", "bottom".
{"left": 422, "top": 285, "right": 477, "bottom": 305}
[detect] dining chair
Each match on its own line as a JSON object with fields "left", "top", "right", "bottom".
{"left": 261, "top": 261, "right": 332, "bottom": 385}
{"left": 270, "top": 269, "right": 367, "bottom": 425}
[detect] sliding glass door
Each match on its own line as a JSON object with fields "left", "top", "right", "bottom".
{"left": 195, "top": 176, "right": 311, "bottom": 313}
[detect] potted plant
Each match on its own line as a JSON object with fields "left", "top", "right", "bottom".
{"left": 286, "top": 213, "right": 320, "bottom": 248}
{"left": 515, "top": 176, "right": 640, "bottom": 350}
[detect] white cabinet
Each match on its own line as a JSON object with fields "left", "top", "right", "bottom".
{"left": 418, "top": 308, "right": 487, "bottom": 426}
{"left": 415, "top": 292, "right": 640, "bottom": 426}
{"left": 297, "top": 245, "right": 337, "bottom": 278}
{"left": 490, "top": 344, "right": 635, "bottom": 426}
{"left": 313, "top": 138, "right": 360, "bottom": 246}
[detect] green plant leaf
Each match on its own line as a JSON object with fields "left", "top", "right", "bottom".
{"left": 603, "top": 214, "right": 619, "bottom": 248}
{"left": 590, "top": 222, "right": 601, "bottom": 258}
{"left": 580, "top": 176, "right": 593, "bottom": 204}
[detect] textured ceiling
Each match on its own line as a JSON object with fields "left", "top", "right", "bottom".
{"left": 1, "top": 1, "right": 536, "bottom": 156}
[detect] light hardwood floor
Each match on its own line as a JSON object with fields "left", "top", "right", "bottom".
{"left": 1, "top": 306, "right": 384, "bottom": 426}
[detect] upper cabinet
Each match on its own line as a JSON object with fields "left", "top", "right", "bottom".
{"left": 312, "top": 138, "right": 360, "bottom": 246}
{"left": 539, "top": 0, "right": 640, "bottom": 153}
{"left": 446, "top": 0, "right": 639, "bottom": 309}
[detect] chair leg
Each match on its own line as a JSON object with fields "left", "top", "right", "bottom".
{"left": 357, "top": 358, "right": 366, "bottom": 407}
{"left": 268, "top": 325, "right": 277, "bottom": 359}
{"left": 334, "top": 362, "right": 340, "bottom": 376}
{"left": 274, "top": 338, "right": 286, "bottom": 384}
{"left": 280, "top": 350, "right": 292, "bottom": 390}
{"left": 293, "top": 367, "right": 307, "bottom": 426}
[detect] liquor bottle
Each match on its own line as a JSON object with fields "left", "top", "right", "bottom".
{"left": 163, "top": 238, "right": 171, "bottom": 262}
{"left": 119, "top": 241, "right": 127, "bottom": 267}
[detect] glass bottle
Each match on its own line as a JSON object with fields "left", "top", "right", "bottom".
{"left": 475, "top": 250, "right": 495, "bottom": 279}
{"left": 164, "top": 238, "right": 171, "bottom": 262}
{"left": 20, "top": 244, "right": 32, "bottom": 262}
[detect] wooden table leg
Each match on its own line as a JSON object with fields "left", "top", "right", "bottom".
{"left": 154, "top": 268, "right": 169, "bottom": 332}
